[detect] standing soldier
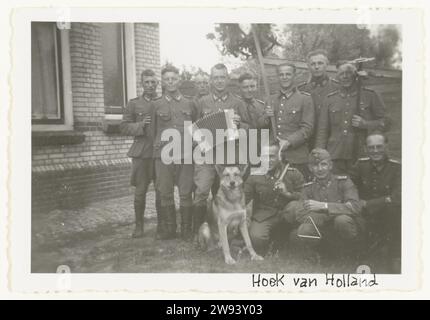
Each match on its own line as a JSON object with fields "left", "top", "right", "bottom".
{"left": 192, "top": 63, "right": 253, "bottom": 237}
{"left": 120, "top": 69, "right": 161, "bottom": 238}
{"left": 262, "top": 63, "right": 315, "bottom": 180}
{"left": 245, "top": 143, "right": 304, "bottom": 255}
{"left": 151, "top": 65, "right": 197, "bottom": 240}
{"left": 349, "top": 132, "right": 401, "bottom": 272}
{"left": 237, "top": 72, "right": 266, "bottom": 129}
{"left": 284, "top": 148, "right": 364, "bottom": 259}
{"left": 297, "top": 49, "right": 339, "bottom": 149}
{"left": 315, "top": 61, "right": 389, "bottom": 174}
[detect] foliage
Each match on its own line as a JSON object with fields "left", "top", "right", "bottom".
{"left": 208, "top": 24, "right": 401, "bottom": 69}
{"left": 206, "top": 24, "right": 280, "bottom": 59}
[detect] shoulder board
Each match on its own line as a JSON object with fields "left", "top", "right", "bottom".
{"left": 255, "top": 98, "right": 265, "bottom": 105}
{"left": 233, "top": 93, "right": 243, "bottom": 100}
{"left": 362, "top": 87, "right": 375, "bottom": 92}
{"left": 297, "top": 81, "right": 308, "bottom": 88}
{"left": 327, "top": 90, "right": 339, "bottom": 97}
{"left": 183, "top": 94, "right": 194, "bottom": 99}
{"left": 300, "top": 91, "right": 311, "bottom": 96}
{"left": 153, "top": 95, "right": 162, "bottom": 101}
{"left": 358, "top": 157, "right": 370, "bottom": 161}
{"left": 389, "top": 159, "right": 401, "bottom": 164}
{"left": 130, "top": 97, "right": 140, "bottom": 102}
{"left": 336, "top": 175, "right": 348, "bottom": 180}
{"left": 330, "top": 78, "right": 339, "bottom": 84}
{"left": 303, "top": 181, "right": 314, "bottom": 187}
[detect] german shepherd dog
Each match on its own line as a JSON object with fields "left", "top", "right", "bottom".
{"left": 198, "top": 165, "right": 264, "bottom": 265}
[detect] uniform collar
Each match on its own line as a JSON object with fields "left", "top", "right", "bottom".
{"left": 142, "top": 94, "right": 154, "bottom": 102}
{"left": 265, "top": 165, "right": 282, "bottom": 180}
{"left": 339, "top": 84, "right": 358, "bottom": 98}
{"left": 279, "top": 87, "right": 296, "bottom": 100}
{"left": 165, "top": 92, "right": 182, "bottom": 102}
{"left": 371, "top": 156, "right": 389, "bottom": 172}
{"left": 310, "top": 75, "right": 329, "bottom": 88}
{"left": 212, "top": 91, "right": 229, "bottom": 102}
{"left": 315, "top": 174, "right": 333, "bottom": 187}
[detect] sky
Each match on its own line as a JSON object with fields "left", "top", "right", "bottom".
{"left": 160, "top": 23, "right": 242, "bottom": 72}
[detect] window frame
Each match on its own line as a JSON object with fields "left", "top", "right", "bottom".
{"left": 32, "top": 24, "right": 73, "bottom": 132}
{"left": 101, "top": 23, "right": 137, "bottom": 116}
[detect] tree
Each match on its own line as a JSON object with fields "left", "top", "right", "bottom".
{"left": 206, "top": 24, "right": 280, "bottom": 59}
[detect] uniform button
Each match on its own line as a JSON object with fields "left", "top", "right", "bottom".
{"left": 346, "top": 102, "right": 350, "bottom": 106}
{"left": 344, "top": 121, "right": 348, "bottom": 124}
{"left": 277, "top": 125, "right": 281, "bottom": 128}
{"left": 281, "top": 104, "right": 284, "bottom": 107}
{"left": 277, "top": 132, "right": 281, "bottom": 136}
{"left": 280, "top": 110, "right": 283, "bottom": 114}
{"left": 343, "top": 130, "right": 347, "bottom": 134}
{"left": 278, "top": 118, "right": 282, "bottom": 121}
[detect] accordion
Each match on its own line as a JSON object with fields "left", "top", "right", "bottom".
{"left": 189, "top": 109, "right": 239, "bottom": 152}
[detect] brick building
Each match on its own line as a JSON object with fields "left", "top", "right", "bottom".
{"left": 32, "top": 22, "right": 160, "bottom": 213}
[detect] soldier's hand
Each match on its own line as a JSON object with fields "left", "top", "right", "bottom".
{"left": 232, "top": 114, "right": 241, "bottom": 126}
{"left": 277, "top": 137, "right": 290, "bottom": 151}
{"left": 274, "top": 181, "right": 287, "bottom": 194}
{"left": 264, "top": 106, "right": 275, "bottom": 117}
{"left": 303, "top": 200, "right": 326, "bottom": 212}
{"left": 142, "top": 115, "right": 152, "bottom": 126}
{"left": 352, "top": 115, "right": 367, "bottom": 128}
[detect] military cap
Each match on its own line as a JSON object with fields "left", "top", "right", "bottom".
{"left": 308, "top": 148, "right": 331, "bottom": 164}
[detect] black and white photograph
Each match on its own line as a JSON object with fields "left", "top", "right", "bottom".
{"left": 5, "top": 6, "right": 424, "bottom": 294}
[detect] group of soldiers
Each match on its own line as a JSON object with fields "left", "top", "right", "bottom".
{"left": 120, "top": 49, "right": 401, "bottom": 271}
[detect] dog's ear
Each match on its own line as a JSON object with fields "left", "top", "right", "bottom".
{"left": 240, "top": 164, "right": 251, "bottom": 182}
{"left": 214, "top": 164, "right": 225, "bottom": 177}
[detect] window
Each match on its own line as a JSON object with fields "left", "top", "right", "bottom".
{"left": 32, "top": 22, "right": 73, "bottom": 131}
{"left": 100, "top": 23, "right": 137, "bottom": 115}
{"left": 32, "top": 22, "right": 63, "bottom": 123}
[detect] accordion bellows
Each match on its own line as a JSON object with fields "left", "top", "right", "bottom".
{"left": 190, "top": 109, "right": 239, "bottom": 151}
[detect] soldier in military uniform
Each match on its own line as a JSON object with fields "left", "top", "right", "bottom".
{"left": 285, "top": 148, "right": 364, "bottom": 257}
{"left": 349, "top": 132, "right": 401, "bottom": 272}
{"left": 120, "top": 69, "right": 161, "bottom": 238}
{"left": 315, "top": 61, "right": 389, "bottom": 175}
{"left": 151, "top": 65, "right": 197, "bottom": 240}
{"left": 297, "top": 49, "right": 339, "bottom": 149}
{"left": 245, "top": 143, "right": 304, "bottom": 255}
{"left": 262, "top": 63, "right": 315, "bottom": 180}
{"left": 192, "top": 63, "right": 253, "bottom": 238}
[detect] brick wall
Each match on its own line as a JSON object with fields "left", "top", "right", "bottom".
{"left": 32, "top": 22, "right": 160, "bottom": 213}
{"left": 134, "top": 23, "right": 161, "bottom": 96}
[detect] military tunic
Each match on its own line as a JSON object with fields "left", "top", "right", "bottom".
{"left": 262, "top": 88, "right": 314, "bottom": 165}
{"left": 349, "top": 157, "right": 401, "bottom": 255}
{"left": 297, "top": 76, "right": 339, "bottom": 149}
{"left": 315, "top": 86, "right": 389, "bottom": 163}
{"left": 244, "top": 165, "right": 305, "bottom": 252}
{"left": 286, "top": 174, "right": 363, "bottom": 243}
{"left": 151, "top": 93, "right": 197, "bottom": 208}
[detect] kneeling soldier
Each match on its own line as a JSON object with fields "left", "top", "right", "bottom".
{"left": 285, "top": 148, "right": 364, "bottom": 258}
{"left": 349, "top": 132, "right": 401, "bottom": 272}
{"left": 244, "top": 143, "right": 304, "bottom": 255}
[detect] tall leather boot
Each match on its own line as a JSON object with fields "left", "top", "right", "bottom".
{"left": 165, "top": 205, "right": 177, "bottom": 239}
{"left": 192, "top": 205, "right": 206, "bottom": 238}
{"left": 155, "top": 205, "right": 168, "bottom": 240}
{"left": 180, "top": 206, "right": 193, "bottom": 241}
{"left": 132, "top": 200, "right": 145, "bottom": 238}
{"left": 155, "top": 193, "right": 163, "bottom": 239}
